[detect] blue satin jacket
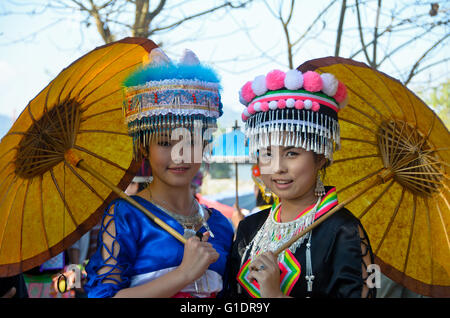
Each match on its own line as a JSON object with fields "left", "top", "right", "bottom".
{"left": 84, "top": 196, "right": 234, "bottom": 298}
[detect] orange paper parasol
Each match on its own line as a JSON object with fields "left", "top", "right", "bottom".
{"left": 275, "top": 57, "right": 449, "bottom": 297}
{"left": 0, "top": 37, "right": 186, "bottom": 278}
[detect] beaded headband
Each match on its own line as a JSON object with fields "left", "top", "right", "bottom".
{"left": 122, "top": 48, "right": 223, "bottom": 158}
{"left": 239, "top": 69, "right": 348, "bottom": 162}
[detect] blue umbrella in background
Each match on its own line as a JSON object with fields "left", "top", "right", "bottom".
{"left": 210, "top": 120, "right": 252, "bottom": 211}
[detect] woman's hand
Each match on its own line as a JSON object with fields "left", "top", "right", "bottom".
{"left": 114, "top": 232, "right": 219, "bottom": 298}
{"left": 1, "top": 287, "right": 16, "bottom": 298}
{"left": 177, "top": 232, "right": 219, "bottom": 284}
{"left": 248, "top": 251, "right": 285, "bottom": 298}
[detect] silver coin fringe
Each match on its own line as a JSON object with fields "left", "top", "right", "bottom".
{"left": 244, "top": 109, "right": 340, "bottom": 162}
{"left": 127, "top": 114, "right": 217, "bottom": 159}
{"left": 247, "top": 205, "right": 317, "bottom": 263}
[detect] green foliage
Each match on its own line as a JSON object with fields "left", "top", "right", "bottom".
{"left": 419, "top": 80, "right": 450, "bottom": 129}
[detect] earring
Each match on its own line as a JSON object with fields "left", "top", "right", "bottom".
{"left": 262, "top": 187, "right": 273, "bottom": 204}
{"left": 315, "top": 173, "right": 325, "bottom": 197}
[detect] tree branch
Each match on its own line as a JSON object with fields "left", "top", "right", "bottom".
{"left": 87, "top": 0, "right": 114, "bottom": 43}
{"left": 269, "top": 0, "right": 296, "bottom": 68}
{"left": 373, "top": 0, "right": 382, "bottom": 67}
{"left": 355, "top": 0, "right": 372, "bottom": 65}
{"left": 147, "top": 0, "right": 166, "bottom": 22}
{"left": 149, "top": 1, "right": 251, "bottom": 35}
{"left": 349, "top": 9, "right": 446, "bottom": 59}
{"left": 405, "top": 33, "right": 450, "bottom": 84}
{"left": 133, "top": 0, "right": 149, "bottom": 37}
{"left": 376, "top": 24, "right": 438, "bottom": 67}
{"left": 335, "top": 0, "right": 347, "bottom": 56}
{"left": 290, "top": 0, "right": 338, "bottom": 48}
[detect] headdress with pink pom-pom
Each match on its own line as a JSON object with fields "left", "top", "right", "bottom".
{"left": 239, "top": 68, "right": 348, "bottom": 162}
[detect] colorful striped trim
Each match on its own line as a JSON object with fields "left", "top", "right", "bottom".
{"left": 250, "top": 91, "right": 339, "bottom": 112}
{"left": 274, "top": 187, "right": 338, "bottom": 222}
{"left": 125, "top": 104, "right": 220, "bottom": 116}
{"left": 237, "top": 259, "right": 261, "bottom": 298}
{"left": 125, "top": 83, "right": 219, "bottom": 96}
{"left": 125, "top": 78, "right": 220, "bottom": 93}
{"left": 279, "top": 249, "right": 301, "bottom": 295}
{"left": 237, "top": 250, "right": 301, "bottom": 298}
{"left": 314, "top": 187, "right": 338, "bottom": 220}
{"left": 237, "top": 187, "right": 338, "bottom": 298}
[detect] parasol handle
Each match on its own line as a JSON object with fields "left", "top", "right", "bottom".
{"left": 65, "top": 150, "right": 187, "bottom": 245}
{"left": 235, "top": 162, "right": 240, "bottom": 211}
{"left": 273, "top": 170, "right": 393, "bottom": 257}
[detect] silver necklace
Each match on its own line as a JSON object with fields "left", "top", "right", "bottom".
{"left": 148, "top": 192, "right": 214, "bottom": 294}
{"left": 149, "top": 193, "right": 214, "bottom": 239}
{"left": 246, "top": 196, "right": 322, "bottom": 262}
{"left": 150, "top": 196, "right": 200, "bottom": 239}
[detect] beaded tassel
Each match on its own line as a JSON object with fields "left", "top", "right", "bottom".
{"left": 305, "top": 233, "right": 314, "bottom": 293}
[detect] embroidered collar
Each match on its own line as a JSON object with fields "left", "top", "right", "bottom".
{"left": 273, "top": 187, "right": 338, "bottom": 222}
{"left": 236, "top": 186, "right": 339, "bottom": 298}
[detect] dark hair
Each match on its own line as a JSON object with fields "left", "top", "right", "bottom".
{"left": 313, "top": 152, "right": 329, "bottom": 181}
{"left": 138, "top": 182, "right": 148, "bottom": 193}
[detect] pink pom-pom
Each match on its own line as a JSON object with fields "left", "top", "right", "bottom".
{"left": 333, "top": 81, "right": 347, "bottom": 103}
{"left": 241, "top": 81, "right": 256, "bottom": 103}
{"left": 241, "top": 113, "right": 248, "bottom": 122}
{"left": 277, "top": 99, "right": 286, "bottom": 109}
{"left": 248, "top": 104, "right": 256, "bottom": 115}
{"left": 266, "top": 70, "right": 286, "bottom": 90}
{"left": 303, "top": 71, "right": 323, "bottom": 92}
{"left": 338, "top": 94, "right": 348, "bottom": 110}
{"left": 311, "top": 101, "right": 320, "bottom": 112}
{"left": 294, "top": 100, "right": 304, "bottom": 109}
{"left": 260, "top": 102, "right": 269, "bottom": 112}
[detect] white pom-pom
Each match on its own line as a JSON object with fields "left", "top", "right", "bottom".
{"left": 269, "top": 101, "right": 278, "bottom": 110}
{"left": 179, "top": 49, "right": 200, "bottom": 65}
{"left": 149, "top": 48, "right": 171, "bottom": 66}
{"left": 254, "top": 102, "right": 262, "bottom": 112}
{"left": 286, "top": 98, "right": 295, "bottom": 108}
{"left": 243, "top": 108, "right": 251, "bottom": 117}
{"left": 239, "top": 89, "right": 248, "bottom": 105}
{"left": 252, "top": 75, "right": 268, "bottom": 96}
{"left": 284, "top": 69, "right": 303, "bottom": 90}
{"left": 304, "top": 99, "right": 313, "bottom": 109}
{"left": 321, "top": 73, "right": 338, "bottom": 96}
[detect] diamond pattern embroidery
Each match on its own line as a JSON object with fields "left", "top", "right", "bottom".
{"left": 237, "top": 249, "right": 301, "bottom": 298}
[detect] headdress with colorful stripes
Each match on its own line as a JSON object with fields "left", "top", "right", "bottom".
{"left": 123, "top": 48, "right": 223, "bottom": 159}
{"left": 239, "top": 68, "right": 348, "bottom": 162}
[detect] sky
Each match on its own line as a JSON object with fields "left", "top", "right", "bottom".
{"left": 0, "top": 1, "right": 315, "bottom": 119}
{"left": 0, "top": 0, "right": 448, "bottom": 129}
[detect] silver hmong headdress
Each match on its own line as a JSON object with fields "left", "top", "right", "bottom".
{"left": 123, "top": 48, "right": 223, "bottom": 158}
{"left": 239, "top": 68, "right": 348, "bottom": 162}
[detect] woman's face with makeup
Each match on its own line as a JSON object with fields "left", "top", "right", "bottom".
{"left": 258, "top": 145, "right": 325, "bottom": 201}
{"left": 147, "top": 134, "right": 201, "bottom": 189}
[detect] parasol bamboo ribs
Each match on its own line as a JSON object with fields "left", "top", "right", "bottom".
{"left": 64, "top": 149, "right": 187, "bottom": 245}
{"left": 273, "top": 116, "right": 446, "bottom": 257}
